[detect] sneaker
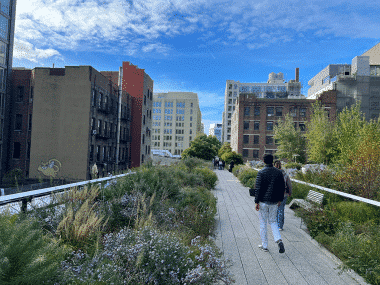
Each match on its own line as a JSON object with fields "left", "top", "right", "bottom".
{"left": 279, "top": 228, "right": 283, "bottom": 231}
{"left": 258, "top": 245, "right": 268, "bottom": 252}
{"left": 278, "top": 241, "right": 285, "bottom": 253}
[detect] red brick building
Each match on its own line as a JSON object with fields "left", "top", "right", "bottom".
{"left": 231, "top": 91, "right": 337, "bottom": 162}
{"left": 102, "top": 61, "right": 153, "bottom": 168}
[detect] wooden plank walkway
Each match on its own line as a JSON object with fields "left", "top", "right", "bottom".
{"left": 213, "top": 169, "right": 369, "bottom": 285}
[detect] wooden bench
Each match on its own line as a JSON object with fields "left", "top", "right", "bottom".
{"left": 289, "top": 190, "right": 324, "bottom": 227}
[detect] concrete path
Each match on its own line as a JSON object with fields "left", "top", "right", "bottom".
{"left": 213, "top": 169, "right": 369, "bottom": 285}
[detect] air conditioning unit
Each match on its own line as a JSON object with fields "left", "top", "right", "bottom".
{"left": 92, "top": 130, "right": 97, "bottom": 135}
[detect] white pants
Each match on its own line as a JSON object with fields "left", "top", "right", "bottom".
{"left": 259, "top": 202, "right": 282, "bottom": 248}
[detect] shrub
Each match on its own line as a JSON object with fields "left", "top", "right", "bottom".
{"left": 330, "top": 222, "right": 380, "bottom": 285}
{"left": 221, "top": 151, "right": 243, "bottom": 165}
{"left": 238, "top": 169, "right": 258, "bottom": 187}
{"left": 193, "top": 167, "right": 218, "bottom": 189}
{"left": 333, "top": 201, "right": 380, "bottom": 224}
{"left": 60, "top": 227, "right": 233, "bottom": 285}
{"left": 299, "top": 207, "right": 339, "bottom": 238}
{"left": 232, "top": 165, "right": 246, "bottom": 177}
{"left": 283, "top": 162, "right": 302, "bottom": 170}
{"left": 57, "top": 199, "right": 108, "bottom": 252}
{"left": 0, "top": 215, "right": 70, "bottom": 285}
{"left": 2, "top": 168, "right": 24, "bottom": 187}
{"left": 246, "top": 177, "right": 256, "bottom": 189}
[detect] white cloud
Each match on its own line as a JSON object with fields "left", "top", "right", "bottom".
{"left": 13, "top": 39, "right": 61, "bottom": 62}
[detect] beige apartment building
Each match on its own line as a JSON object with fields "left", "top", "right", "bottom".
{"left": 152, "top": 92, "right": 202, "bottom": 155}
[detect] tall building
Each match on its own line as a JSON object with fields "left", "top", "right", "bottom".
{"left": 152, "top": 92, "right": 202, "bottom": 155}
{"left": 222, "top": 69, "right": 303, "bottom": 143}
{"left": 119, "top": 62, "right": 153, "bottom": 167}
{"left": 10, "top": 66, "right": 132, "bottom": 181}
{"left": 308, "top": 43, "right": 380, "bottom": 120}
{"left": 0, "top": 0, "right": 17, "bottom": 183}
{"left": 231, "top": 91, "right": 337, "bottom": 162}
{"left": 209, "top": 123, "right": 222, "bottom": 142}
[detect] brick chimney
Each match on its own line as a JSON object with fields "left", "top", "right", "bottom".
{"left": 295, "top": 68, "right": 299, "bottom": 82}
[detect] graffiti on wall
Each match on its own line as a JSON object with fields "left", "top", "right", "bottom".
{"left": 37, "top": 159, "right": 62, "bottom": 178}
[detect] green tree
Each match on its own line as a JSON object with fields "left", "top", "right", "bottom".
{"left": 274, "top": 114, "right": 307, "bottom": 163}
{"left": 333, "top": 102, "right": 366, "bottom": 166}
{"left": 218, "top": 142, "right": 232, "bottom": 158}
{"left": 181, "top": 134, "right": 220, "bottom": 161}
{"left": 221, "top": 151, "right": 243, "bottom": 165}
{"left": 305, "top": 102, "right": 337, "bottom": 164}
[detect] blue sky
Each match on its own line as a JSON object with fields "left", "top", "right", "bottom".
{"left": 14, "top": 0, "right": 380, "bottom": 135}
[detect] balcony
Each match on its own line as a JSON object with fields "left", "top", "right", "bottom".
{"left": 97, "top": 104, "right": 110, "bottom": 114}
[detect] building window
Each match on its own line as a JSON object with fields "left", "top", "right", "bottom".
{"left": 96, "top": 146, "right": 100, "bottom": 161}
{"left": 30, "top": 86, "right": 34, "bottom": 99}
{"left": 176, "top": 102, "right": 185, "bottom": 108}
{"left": 190, "top": 123, "right": 192, "bottom": 127}
{"left": 190, "top": 109, "right": 193, "bottom": 114}
{"left": 253, "top": 135, "right": 259, "bottom": 144}
{"left": 15, "top": 114, "right": 22, "bottom": 131}
{"left": 244, "top": 121, "right": 249, "bottom": 130}
{"left": 253, "top": 150, "right": 259, "bottom": 158}
{"left": 290, "top": 107, "right": 297, "bottom": 117}
{"left": 275, "top": 107, "right": 283, "bottom": 117}
{"left": 300, "top": 108, "right": 306, "bottom": 117}
{"left": 254, "top": 121, "right": 260, "bottom": 130}
{"left": 229, "top": 84, "right": 232, "bottom": 89}
{"left": 99, "top": 93, "right": 103, "bottom": 109}
{"left": 13, "top": 142, "right": 21, "bottom": 159}
{"left": 242, "top": 149, "right": 248, "bottom": 157}
{"left": 190, "top": 116, "right": 192, "bottom": 121}
{"left": 176, "top": 109, "right": 184, "bottom": 114}
{"left": 228, "top": 92, "right": 232, "bottom": 97}
{"left": 89, "top": 145, "right": 94, "bottom": 161}
{"left": 16, "top": 86, "right": 24, "bottom": 102}
{"left": 267, "top": 107, "right": 274, "bottom": 117}
{"left": 28, "top": 114, "right": 32, "bottom": 131}
{"left": 27, "top": 142, "right": 31, "bottom": 159}
{"left": 144, "top": 95, "right": 146, "bottom": 105}
{"left": 165, "top": 102, "right": 173, "bottom": 108}
{"left": 299, "top": 123, "right": 306, "bottom": 132}
{"left": 266, "top": 121, "right": 273, "bottom": 131}
{"left": 243, "top": 135, "right": 249, "bottom": 144}
{"left": 143, "top": 115, "right": 145, "bottom": 125}
{"left": 164, "top": 116, "right": 172, "bottom": 121}
{"left": 266, "top": 136, "right": 273, "bottom": 145}
{"left": 254, "top": 107, "right": 260, "bottom": 116}
{"left": 244, "top": 107, "right": 250, "bottom": 116}
{"left": 103, "top": 146, "right": 106, "bottom": 161}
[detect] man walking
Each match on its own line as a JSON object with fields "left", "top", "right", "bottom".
{"left": 255, "top": 154, "right": 286, "bottom": 253}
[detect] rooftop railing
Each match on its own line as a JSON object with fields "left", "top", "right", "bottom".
{"left": 0, "top": 172, "right": 135, "bottom": 214}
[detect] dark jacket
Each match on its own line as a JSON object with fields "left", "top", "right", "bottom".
{"left": 254, "top": 164, "right": 285, "bottom": 204}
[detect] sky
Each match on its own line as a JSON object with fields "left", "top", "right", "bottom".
{"left": 13, "top": 0, "right": 380, "bottom": 135}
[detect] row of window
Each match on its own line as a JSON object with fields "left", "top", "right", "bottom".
{"left": 242, "top": 149, "right": 259, "bottom": 158}
{"left": 244, "top": 106, "right": 307, "bottom": 117}
{"left": 153, "top": 102, "right": 193, "bottom": 108}
{"left": 153, "top": 115, "right": 193, "bottom": 121}
{"left": 243, "top": 135, "right": 275, "bottom": 145}
{"left": 243, "top": 121, "right": 306, "bottom": 131}
{"left": 89, "top": 145, "right": 128, "bottom": 162}
{"left": 152, "top": 135, "right": 192, "bottom": 141}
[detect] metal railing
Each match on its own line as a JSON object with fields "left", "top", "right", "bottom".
{"left": 0, "top": 172, "right": 135, "bottom": 214}
{"left": 252, "top": 168, "right": 380, "bottom": 207}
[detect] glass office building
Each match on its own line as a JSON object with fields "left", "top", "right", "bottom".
{"left": 0, "top": 0, "right": 17, "bottom": 184}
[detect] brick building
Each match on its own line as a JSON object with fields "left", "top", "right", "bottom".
{"left": 102, "top": 61, "right": 153, "bottom": 167}
{"left": 10, "top": 66, "right": 132, "bottom": 181}
{"left": 231, "top": 91, "right": 337, "bottom": 162}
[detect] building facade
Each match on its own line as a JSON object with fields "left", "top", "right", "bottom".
{"left": 231, "top": 91, "right": 337, "bottom": 162}
{"left": 209, "top": 123, "right": 222, "bottom": 142}
{"left": 10, "top": 66, "right": 132, "bottom": 181}
{"left": 118, "top": 62, "right": 153, "bottom": 167}
{"left": 0, "top": 0, "right": 16, "bottom": 183}
{"left": 152, "top": 92, "right": 202, "bottom": 156}
{"left": 222, "top": 69, "right": 303, "bottom": 143}
{"left": 308, "top": 43, "right": 380, "bottom": 121}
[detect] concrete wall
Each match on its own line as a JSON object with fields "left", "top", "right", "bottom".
{"left": 29, "top": 67, "right": 91, "bottom": 180}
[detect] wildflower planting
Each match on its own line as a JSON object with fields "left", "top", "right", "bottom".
{"left": 0, "top": 158, "right": 234, "bottom": 284}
